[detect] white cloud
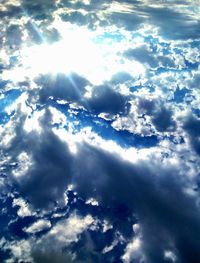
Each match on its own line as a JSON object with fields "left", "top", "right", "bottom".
{"left": 122, "top": 235, "right": 143, "bottom": 263}
{"left": 164, "top": 250, "right": 177, "bottom": 262}
{"left": 48, "top": 213, "right": 94, "bottom": 244}
{"left": 12, "top": 151, "right": 33, "bottom": 178}
{"left": 85, "top": 198, "right": 99, "bottom": 206}
{"left": 13, "top": 197, "right": 33, "bottom": 217}
{"left": 24, "top": 219, "right": 51, "bottom": 234}
{"left": 4, "top": 239, "right": 33, "bottom": 263}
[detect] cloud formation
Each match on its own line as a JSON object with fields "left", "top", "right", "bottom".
{"left": 0, "top": 0, "right": 200, "bottom": 262}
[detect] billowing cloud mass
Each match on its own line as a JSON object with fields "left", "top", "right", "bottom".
{"left": 0, "top": 0, "right": 200, "bottom": 262}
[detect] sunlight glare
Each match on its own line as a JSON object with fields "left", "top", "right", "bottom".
{"left": 20, "top": 24, "right": 145, "bottom": 85}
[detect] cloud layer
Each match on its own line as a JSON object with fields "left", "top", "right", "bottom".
{"left": 0, "top": 0, "right": 200, "bottom": 262}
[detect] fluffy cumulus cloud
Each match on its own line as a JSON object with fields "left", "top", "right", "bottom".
{"left": 0, "top": 0, "right": 200, "bottom": 262}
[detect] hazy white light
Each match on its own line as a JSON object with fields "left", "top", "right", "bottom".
{"left": 19, "top": 24, "right": 145, "bottom": 85}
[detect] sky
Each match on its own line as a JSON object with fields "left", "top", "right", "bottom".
{"left": 0, "top": 0, "right": 200, "bottom": 262}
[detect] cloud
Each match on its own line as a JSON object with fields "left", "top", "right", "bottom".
{"left": 139, "top": 5, "right": 200, "bottom": 40}
{"left": 21, "top": 0, "right": 56, "bottom": 21}
{"left": 109, "top": 1, "right": 200, "bottom": 40}
{"left": 86, "top": 84, "right": 128, "bottom": 115}
{"left": 25, "top": 21, "right": 44, "bottom": 44}
{"left": 122, "top": 231, "right": 143, "bottom": 262}
{"left": 105, "top": 8, "right": 144, "bottom": 32}
{"left": 183, "top": 113, "right": 200, "bottom": 155}
{"left": 23, "top": 219, "right": 51, "bottom": 234}
{"left": 112, "top": 96, "right": 176, "bottom": 135}
{"left": 38, "top": 73, "right": 89, "bottom": 105}
{"left": 12, "top": 197, "right": 33, "bottom": 217}
{"left": 56, "top": 0, "right": 200, "bottom": 40}
{"left": 0, "top": 3, "right": 22, "bottom": 19}
{"left": 6, "top": 108, "right": 73, "bottom": 210}
{"left": 70, "top": 142, "right": 200, "bottom": 263}
{"left": 1, "top": 0, "right": 200, "bottom": 262}
{"left": 6, "top": 24, "right": 23, "bottom": 48}
{"left": 151, "top": 105, "right": 176, "bottom": 132}
{"left": 124, "top": 44, "right": 175, "bottom": 70}
{"left": 2, "top": 99, "right": 200, "bottom": 263}
{"left": 30, "top": 213, "right": 95, "bottom": 263}
{"left": 4, "top": 99, "right": 200, "bottom": 262}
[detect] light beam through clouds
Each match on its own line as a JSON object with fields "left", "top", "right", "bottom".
{"left": 9, "top": 21, "right": 145, "bottom": 85}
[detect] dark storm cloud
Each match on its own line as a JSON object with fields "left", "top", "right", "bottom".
{"left": 86, "top": 84, "right": 128, "bottom": 115}
{"left": 151, "top": 106, "right": 176, "bottom": 132}
{"left": 183, "top": 113, "right": 200, "bottom": 155}
{"left": 69, "top": 143, "right": 200, "bottom": 263}
{"left": 7, "top": 109, "right": 72, "bottom": 209}
{"left": 137, "top": 97, "right": 155, "bottom": 115}
{"left": 3, "top": 106, "right": 199, "bottom": 262}
{"left": 137, "top": 98, "right": 176, "bottom": 132}
{"left": 36, "top": 74, "right": 128, "bottom": 115}
{"left": 9, "top": 132, "right": 200, "bottom": 262}
{"left": 37, "top": 73, "right": 89, "bottom": 105}
{"left": 4, "top": 97, "right": 198, "bottom": 262}
{"left": 21, "top": 0, "right": 56, "bottom": 21}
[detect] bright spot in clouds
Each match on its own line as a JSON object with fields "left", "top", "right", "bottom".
{"left": 19, "top": 23, "right": 145, "bottom": 85}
